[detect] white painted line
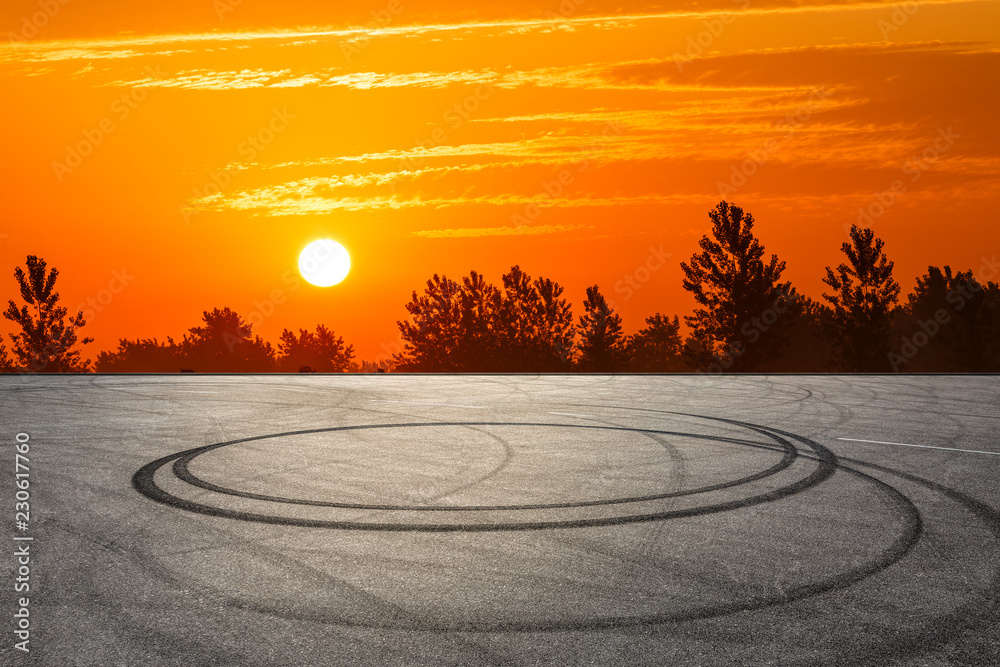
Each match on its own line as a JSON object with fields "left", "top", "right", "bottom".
{"left": 837, "top": 438, "right": 1000, "bottom": 456}
{"left": 369, "top": 400, "right": 485, "bottom": 409}
{"left": 176, "top": 391, "right": 217, "bottom": 394}
{"left": 549, "top": 412, "right": 595, "bottom": 418}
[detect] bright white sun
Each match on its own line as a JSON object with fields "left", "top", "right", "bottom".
{"left": 298, "top": 239, "right": 351, "bottom": 287}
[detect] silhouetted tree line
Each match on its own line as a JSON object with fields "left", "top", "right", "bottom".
{"left": 1, "top": 260, "right": 354, "bottom": 373}
{"left": 3, "top": 201, "right": 998, "bottom": 373}
{"left": 93, "top": 309, "right": 354, "bottom": 373}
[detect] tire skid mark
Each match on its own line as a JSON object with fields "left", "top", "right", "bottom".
{"left": 147, "top": 422, "right": 797, "bottom": 516}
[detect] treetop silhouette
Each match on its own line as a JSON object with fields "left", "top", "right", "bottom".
{"left": 181, "top": 307, "right": 276, "bottom": 372}
{"left": 892, "top": 265, "right": 999, "bottom": 372}
{"left": 3, "top": 255, "right": 93, "bottom": 372}
{"left": 575, "top": 285, "right": 627, "bottom": 372}
{"left": 278, "top": 325, "right": 355, "bottom": 372}
{"left": 680, "top": 201, "right": 795, "bottom": 371}
{"left": 395, "top": 266, "right": 576, "bottom": 372}
{"left": 498, "top": 265, "right": 575, "bottom": 371}
{"left": 822, "top": 225, "right": 900, "bottom": 371}
{"left": 628, "top": 314, "right": 684, "bottom": 372}
{"left": 96, "top": 337, "right": 181, "bottom": 373}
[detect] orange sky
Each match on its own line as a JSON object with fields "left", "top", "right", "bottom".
{"left": 1, "top": 0, "right": 998, "bottom": 363}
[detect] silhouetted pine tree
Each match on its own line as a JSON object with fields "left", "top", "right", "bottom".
{"left": 891, "top": 266, "right": 999, "bottom": 371}
{"left": 396, "top": 267, "right": 575, "bottom": 371}
{"left": 396, "top": 274, "right": 466, "bottom": 371}
{"left": 680, "top": 202, "right": 795, "bottom": 372}
{"left": 681, "top": 332, "right": 715, "bottom": 371}
{"left": 768, "top": 297, "right": 833, "bottom": 372}
{"left": 456, "top": 270, "right": 502, "bottom": 370}
{"left": 277, "top": 325, "right": 355, "bottom": 372}
{"left": 497, "top": 265, "right": 575, "bottom": 371}
{"left": 821, "top": 225, "right": 900, "bottom": 371}
{"left": 575, "top": 285, "right": 627, "bottom": 372}
{"left": 532, "top": 275, "right": 577, "bottom": 370}
{"left": 181, "top": 307, "right": 275, "bottom": 372}
{"left": 3, "top": 255, "right": 93, "bottom": 372}
{"left": 627, "top": 314, "right": 685, "bottom": 371}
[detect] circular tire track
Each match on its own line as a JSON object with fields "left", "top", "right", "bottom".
{"left": 134, "top": 420, "right": 813, "bottom": 530}
{"left": 129, "top": 411, "right": 998, "bottom": 640}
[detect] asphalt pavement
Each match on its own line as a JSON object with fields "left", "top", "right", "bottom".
{"left": 2, "top": 374, "right": 998, "bottom": 666}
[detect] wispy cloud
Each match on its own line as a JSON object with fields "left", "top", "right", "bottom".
{"left": 193, "top": 189, "right": 700, "bottom": 216}
{"left": 413, "top": 224, "right": 589, "bottom": 238}
{"left": 3, "top": 0, "right": 992, "bottom": 64}
{"left": 100, "top": 68, "right": 500, "bottom": 90}
{"left": 102, "top": 68, "right": 293, "bottom": 89}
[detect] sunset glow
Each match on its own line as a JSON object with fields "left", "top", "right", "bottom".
{"left": 1, "top": 0, "right": 997, "bottom": 362}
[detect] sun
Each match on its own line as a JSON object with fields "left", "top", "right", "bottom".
{"left": 298, "top": 239, "right": 351, "bottom": 287}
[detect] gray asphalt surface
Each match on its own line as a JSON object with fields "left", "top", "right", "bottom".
{"left": 2, "top": 374, "right": 998, "bottom": 666}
